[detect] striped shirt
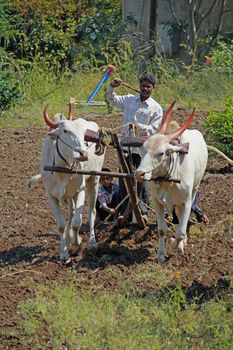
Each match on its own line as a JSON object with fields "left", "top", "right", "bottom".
{"left": 106, "top": 85, "right": 163, "bottom": 153}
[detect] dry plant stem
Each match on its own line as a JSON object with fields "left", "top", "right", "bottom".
{"left": 0, "top": 269, "right": 42, "bottom": 279}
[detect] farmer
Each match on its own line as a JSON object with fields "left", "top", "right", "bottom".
{"left": 105, "top": 74, "right": 163, "bottom": 224}
{"left": 96, "top": 167, "right": 119, "bottom": 223}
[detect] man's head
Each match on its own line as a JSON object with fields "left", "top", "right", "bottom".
{"left": 139, "top": 74, "right": 155, "bottom": 101}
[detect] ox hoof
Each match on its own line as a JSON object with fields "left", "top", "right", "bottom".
{"left": 170, "top": 237, "right": 178, "bottom": 250}
{"left": 60, "top": 257, "right": 71, "bottom": 266}
{"left": 177, "top": 242, "right": 184, "bottom": 255}
{"left": 156, "top": 254, "right": 166, "bottom": 263}
{"left": 88, "top": 236, "right": 97, "bottom": 250}
{"left": 177, "top": 247, "right": 184, "bottom": 255}
{"left": 170, "top": 238, "right": 185, "bottom": 254}
{"left": 70, "top": 234, "right": 83, "bottom": 247}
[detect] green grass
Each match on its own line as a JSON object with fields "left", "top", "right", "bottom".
{"left": 19, "top": 267, "right": 233, "bottom": 350}
{"left": 1, "top": 67, "right": 233, "bottom": 128}
{"left": 157, "top": 69, "right": 233, "bottom": 111}
{"left": 15, "top": 217, "right": 233, "bottom": 349}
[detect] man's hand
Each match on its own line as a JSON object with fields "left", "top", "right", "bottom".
{"left": 110, "top": 78, "right": 122, "bottom": 88}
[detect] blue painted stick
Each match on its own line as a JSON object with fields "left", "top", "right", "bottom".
{"left": 86, "top": 65, "right": 116, "bottom": 105}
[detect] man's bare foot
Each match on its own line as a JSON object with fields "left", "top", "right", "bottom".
{"left": 202, "top": 213, "right": 209, "bottom": 225}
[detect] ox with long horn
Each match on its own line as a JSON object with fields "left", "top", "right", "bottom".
{"left": 39, "top": 105, "right": 106, "bottom": 263}
{"left": 135, "top": 102, "right": 208, "bottom": 263}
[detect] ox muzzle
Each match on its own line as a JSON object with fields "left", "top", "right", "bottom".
{"left": 73, "top": 149, "right": 88, "bottom": 162}
{"left": 135, "top": 169, "right": 152, "bottom": 181}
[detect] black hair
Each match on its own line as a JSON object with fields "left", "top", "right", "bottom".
{"left": 139, "top": 74, "right": 155, "bottom": 87}
{"left": 100, "top": 167, "right": 112, "bottom": 180}
{"left": 101, "top": 167, "right": 111, "bottom": 172}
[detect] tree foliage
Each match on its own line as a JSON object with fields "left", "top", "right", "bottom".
{"left": 76, "top": 0, "right": 124, "bottom": 69}
{"left": 0, "top": 0, "right": 123, "bottom": 75}
{"left": 167, "top": 0, "right": 233, "bottom": 65}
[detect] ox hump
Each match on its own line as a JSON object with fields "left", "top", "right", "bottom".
{"left": 74, "top": 118, "right": 99, "bottom": 132}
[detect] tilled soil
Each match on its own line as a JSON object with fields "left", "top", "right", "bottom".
{"left": 0, "top": 110, "right": 233, "bottom": 349}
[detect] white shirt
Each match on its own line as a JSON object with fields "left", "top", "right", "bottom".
{"left": 106, "top": 85, "right": 163, "bottom": 153}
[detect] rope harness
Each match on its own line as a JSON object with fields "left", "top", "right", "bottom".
{"left": 54, "top": 136, "right": 84, "bottom": 169}
{"left": 54, "top": 137, "right": 70, "bottom": 166}
{"left": 95, "top": 128, "right": 112, "bottom": 156}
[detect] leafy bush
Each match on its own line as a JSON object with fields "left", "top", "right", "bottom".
{"left": 0, "top": 72, "right": 23, "bottom": 112}
{"left": 203, "top": 97, "right": 233, "bottom": 158}
{"left": 2, "top": 0, "right": 124, "bottom": 75}
{"left": 204, "top": 37, "right": 233, "bottom": 76}
{"left": 4, "top": 0, "right": 86, "bottom": 76}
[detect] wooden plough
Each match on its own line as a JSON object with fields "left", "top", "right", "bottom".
{"left": 44, "top": 129, "right": 180, "bottom": 229}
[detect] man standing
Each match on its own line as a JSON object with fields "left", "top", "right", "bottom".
{"left": 105, "top": 74, "right": 163, "bottom": 224}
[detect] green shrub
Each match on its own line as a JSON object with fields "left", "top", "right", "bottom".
{"left": 204, "top": 37, "right": 233, "bottom": 76}
{"left": 203, "top": 97, "right": 233, "bottom": 158}
{"left": 0, "top": 72, "right": 23, "bottom": 112}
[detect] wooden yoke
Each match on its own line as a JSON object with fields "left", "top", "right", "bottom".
{"left": 111, "top": 133, "right": 146, "bottom": 229}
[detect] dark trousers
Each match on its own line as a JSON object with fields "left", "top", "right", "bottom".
{"left": 96, "top": 192, "right": 119, "bottom": 221}
{"left": 119, "top": 152, "right": 149, "bottom": 219}
{"left": 191, "top": 191, "right": 204, "bottom": 222}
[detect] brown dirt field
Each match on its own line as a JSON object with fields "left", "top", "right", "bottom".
{"left": 0, "top": 110, "right": 233, "bottom": 349}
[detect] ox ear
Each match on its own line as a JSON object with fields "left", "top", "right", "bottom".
{"left": 48, "top": 128, "right": 60, "bottom": 138}
{"left": 167, "top": 143, "right": 184, "bottom": 153}
{"left": 167, "top": 142, "right": 189, "bottom": 154}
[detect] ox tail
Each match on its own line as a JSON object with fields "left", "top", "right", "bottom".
{"left": 27, "top": 174, "right": 42, "bottom": 188}
{"left": 207, "top": 145, "right": 233, "bottom": 166}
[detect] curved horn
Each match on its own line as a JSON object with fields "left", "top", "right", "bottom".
{"left": 43, "top": 105, "right": 58, "bottom": 129}
{"left": 158, "top": 101, "right": 176, "bottom": 134}
{"left": 67, "top": 102, "right": 73, "bottom": 120}
{"left": 168, "top": 108, "right": 196, "bottom": 141}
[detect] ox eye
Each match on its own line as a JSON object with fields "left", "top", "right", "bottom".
{"left": 63, "top": 130, "right": 67, "bottom": 133}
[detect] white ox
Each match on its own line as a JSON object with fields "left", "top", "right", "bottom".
{"left": 37, "top": 106, "right": 104, "bottom": 263}
{"left": 135, "top": 102, "right": 208, "bottom": 263}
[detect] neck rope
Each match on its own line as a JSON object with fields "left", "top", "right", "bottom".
{"left": 54, "top": 136, "right": 74, "bottom": 166}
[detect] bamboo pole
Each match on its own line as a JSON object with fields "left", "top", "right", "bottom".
{"left": 43, "top": 166, "right": 134, "bottom": 178}
{"left": 121, "top": 81, "right": 140, "bottom": 93}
